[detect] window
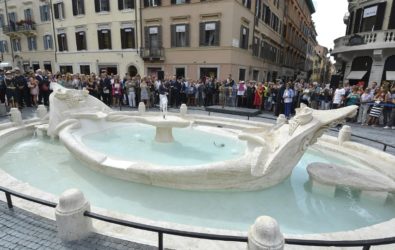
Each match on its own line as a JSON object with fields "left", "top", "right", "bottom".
{"left": 144, "top": 0, "right": 161, "bottom": 7}
{"left": 43, "top": 35, "right": 53, "bottom": 50}
{"left": 171, "top": 0, "right": 190, "bottom": 4}
{"left": 263, "top": 4, "right": 271, "bottom": 25}
{"left": 27, "top": 36, "right": 37, "bottom": 51}
{"left": 57, "top": 33, "right": 68, "bottom": 52}
{"left": 252, "top": 37, "right": 260, "bottom": 56}
{"left": 243, "top": 0, "right": 251, "bottom": 9}
{"left": 0, "top": 14, "right": 4, "bottom": 28}
{"left": 76, "top": 31, "right": 87, "bottom": 51}
{"left": 54, "top": 3, "right": 65, "bottom": 19}
{"left": 144, "top": 26, "right": 162, "bottom": 48}
{"left": 240, "top": 26, "right": 249, "bottom": 49}
{"left": 72, "top": 0, "right": 85, "bottom": 15}
{"left": 0, "top": 40, "right": 8, "bottom": 53}
{"left": 175, "top": 67, "right": 185, "bottom": 78}
{"left": 118, "top": 0, "right": 135, "bottom": 10}
{"left": 239, "top": 68, "right": 246, "bottom": 81}
{"left": 8, "top": 12, "right": 17, "bottom": 31}
{"left": 12, "top": 38, "right": 21, "bottom": 52}
{"left": 255, "top": 0, "right": 261, "bottom": 18}
{"left": 80, "top": 65, "right": 90, "bottom": 75}
{"left": 60, "top": 65, "right": 73, "bottom": 74}
{"left": 98, "top": 29, "right": 112, "bottom": 49}
{"left": 121, "top": 27, "right": 136, "bottom": 49}
{"left": 95, "top": 0, "right": 110, "bottom": 12}
{"left": 171, "top": 24, "right": 189, "bottom": 47}
{"left": 44, "top": 62, "right": 52, "bottom": 72}
{"left": 24, "top": 8, "right": 33, "bottom": 21}
{"left": 199, "top": 21, "right": 220, "bottom": 46}
{"left": 40, "top": 5, "right": 51, "bottom": 22}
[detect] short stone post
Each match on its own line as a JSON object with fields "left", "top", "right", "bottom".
{"left": 276, "top": 114, "right": 287, "bottom": 125}
{"left": 36, "top": 105, "right": 48, "bottom": 119}
{"left": 138, "top": 102, "right": 146, "bottom": 115}
{"left": 180, "top": 104, "right": 188, "bottom": 116}
{"left": 248, "top": 216, "right": 284, "bottom": 250}
{"left": 338, "top": 125, "right": 351, "bottom": 145}
{"left": 55, "top": 189, "right": 93, "bottom": 241}
{"left": 9, "top": 108, "right": 23, "bottom": 125}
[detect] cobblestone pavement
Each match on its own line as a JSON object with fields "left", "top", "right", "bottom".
{"left": 0, "top": 201, "right": 156, "bottom": 250}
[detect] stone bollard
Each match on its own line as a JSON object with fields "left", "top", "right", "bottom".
{"left": 248, "top": 216, "right": 284, "bottom": 250}
{"left": 138, "top": 102, "right": 146, "bottom": 115}
{"left": 55, "top": 189, "right": 93, "bottom": 241}
{"left": 338, "top": 125, "right": 351, "bottom": 145}
{"left": 180, "top": 104, "right": 188, "bottom": 116}
{"left": 276, "top": 114, "right": 287, "bottom": 125}
{"left": 37, "top": 105, "right": 48, "bottom": 119}
{"left": 9, "top": 108, "right": 23, "bottom": 125}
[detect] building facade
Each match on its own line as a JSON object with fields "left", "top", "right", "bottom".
{"left": 332, "top": 0, "right": 395, "bottom": 87}
{"left": 282, "top": 0, "right": 316, "bottom": 81}
{"left": 311, "top": 44, "right": 332, "bottom": 83}
{"left": 0, "top": 0, "right": 143, "bottom": 76}
{"left": 0, "top": 0, "right": 317, "bottom": 81}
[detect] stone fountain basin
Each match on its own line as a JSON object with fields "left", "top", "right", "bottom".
{"left": 57, "top": 113, "right": 275, "bottom": 191}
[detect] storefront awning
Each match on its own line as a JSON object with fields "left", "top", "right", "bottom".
{"left": 386, "top": 71, "right": 395, "bottom": 80}
{"left": 346, "top": 71, "right": 367, "bottom": 80}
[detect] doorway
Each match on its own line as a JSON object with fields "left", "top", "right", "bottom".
{"left": 128, "top": 65, "right": 138, "bottom": 77}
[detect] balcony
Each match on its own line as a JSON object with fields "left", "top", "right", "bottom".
{"left": 332, "top": 29, "right": 395, "bottom": 55}
{"left": 140, "top": 47, "right": 165, "bottom": 61}
{"left": 2, "top": 23, "right": 37, "bottom": 37}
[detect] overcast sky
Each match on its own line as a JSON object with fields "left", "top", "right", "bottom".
{"left": 312, "top": 0, "right": 349, "bottom": 50}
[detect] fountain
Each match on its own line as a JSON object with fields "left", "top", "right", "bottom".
{"left": 0, "top": 83, "right": 394, "bottom": 247}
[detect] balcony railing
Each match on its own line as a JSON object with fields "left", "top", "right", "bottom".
{"left": 2, "top": 23, "right": 37, "bottom": 37}
{"left": 332, "top": 29, "right": 395, "bottom": 54}
{"left": 140, "top": 47, "right": 165, "bottom": 61}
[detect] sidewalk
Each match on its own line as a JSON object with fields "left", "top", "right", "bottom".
{"left": 0, "top": 201, "right": 155, "bottom": 250}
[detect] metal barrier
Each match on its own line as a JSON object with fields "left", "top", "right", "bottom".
{"left": 1, "top": 186, "right": 395, "bottom": 249}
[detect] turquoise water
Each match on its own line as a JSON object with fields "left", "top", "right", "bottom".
{"left": 0, "top": 137, "right": 394, "bottom": 234}
{"left": 80, "top": 124, "right": 246, "bottom": 166}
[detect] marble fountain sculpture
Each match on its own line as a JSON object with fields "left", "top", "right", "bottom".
{"left": 42, "top": 84, "right": 359, "bottom": 191}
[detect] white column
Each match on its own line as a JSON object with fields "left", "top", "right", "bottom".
{"left": 55, "top": 189, "right": 93, "bottom": 241}
{"left": 338, "top": 125, "right": 352, "bottom": 145}
{"left": 248, "top": 216, "right": 284, "bottom": 250}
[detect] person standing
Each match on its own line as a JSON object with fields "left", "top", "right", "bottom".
{"left": 332, "top": 84, "right": 345, "bottom": 109}
{"left": 99, "top": 71, "right": 112, "bottom": 106}
{"left": 14, "top": 68, "right": 30, "bottom": 108}
{"left": 358, "top": 88, "right": 372, "bottom": 125}
{"left": 282, "top": 82, "right": 294, "bottom": 119}
{"left": 36, "top": 69, "right": 50, "bottom": 106}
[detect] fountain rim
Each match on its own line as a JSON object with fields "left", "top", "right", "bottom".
{"left": 0, "top": 117, "right": 395, "bottom": 247}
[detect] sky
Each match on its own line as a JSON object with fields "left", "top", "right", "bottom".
{"left": 312, "top": 0, "right": 349, "bottom": 50}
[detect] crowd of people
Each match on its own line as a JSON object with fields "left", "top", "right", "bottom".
{"left": 1, "top": 68, "right": 394, "bottom": 129}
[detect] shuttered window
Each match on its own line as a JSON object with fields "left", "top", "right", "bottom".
{"left": 144, "top": 26, "right": 162, "bottom": 49}
{"left": 72, "top": 0, "right": 85, "bottom": 16}
{"left": 57, "top": 33, "right": 68, "bottom": 52}
{"left": 54, "top": 3, "right": 65, "bottom": 19}
{"left": 118, "top": 0, "right": 135, "bottom": 10}
{"left": 199, "top": 21, "right": 220, "bottom": 46}
{"left": 0, "top": 41, "right": 8, "bottom": 53}
{"left": 40, "top": 5, "right": 51, "bottom": 22}
{"left": 98, "top": 29, "right": 112, "bottom": 50}
{"left": 353, "top": 8, "right": 362, "bottom": 34}
{"left": 171, "top": 24, "right": 189, "bottom": 47}
{"left": 27, "top": 37, "right": 37, "bottom": 51}
{"left": 346, "top": 11, "right": 354, "bottom": 35}
{"left": 240, "top": 26, "right": 249, "bottom": 49}
{"left": 389, "top": 1, "right": 395, "bottom": 29}
{"left": 121, "top": 28, "right": 136, "bottom": 49}
{"left": 144, "top": 0, "right": 161, "bottom": 7}
{"left": 43, "top": 35, "right": 53, "bottom": 50}
{"left": 76, "top": 31, "right": 87, "bottom": 51}
{"left": 171, "top": 0, "right": 190, "bottom": 4}
{"left": 95, "top": 0, "right": 110, "bottom": 12}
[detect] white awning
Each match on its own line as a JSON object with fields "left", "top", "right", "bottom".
{"left": 386, "top": 71, "right": 395, "bottom": 80}
{"left": 346, "top": 71, "right": 367, "bottom": 80}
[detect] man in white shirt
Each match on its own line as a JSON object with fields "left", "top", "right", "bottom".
{"left": 332, "top": 84, "right": 345, "bottom": 109}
